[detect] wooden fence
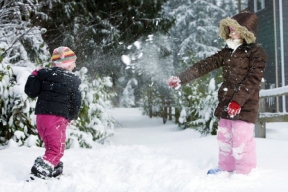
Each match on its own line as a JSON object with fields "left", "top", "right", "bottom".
{"left": 255, "top": 84, "right": 288, "bottom": 138}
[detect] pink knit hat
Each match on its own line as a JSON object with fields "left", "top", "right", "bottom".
{"left": 51, "top": 47, "right": 77, "bottom": 69}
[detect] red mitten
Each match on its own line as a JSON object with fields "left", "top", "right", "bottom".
{"left": 167, "top": 76, "right": 181, "bottom": 90}
{"left": 227, "top": 101, "right": 241, "bottom": 117}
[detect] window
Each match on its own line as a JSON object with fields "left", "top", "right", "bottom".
{"left": 254, "top": 0, "right": 265, "bottom": 12}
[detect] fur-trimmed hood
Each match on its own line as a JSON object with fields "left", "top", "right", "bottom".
{"left": 219, "top": 11, "right": 258, "bottom": 44}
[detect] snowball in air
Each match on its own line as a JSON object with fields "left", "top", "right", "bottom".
{"left": 121, "top": 55, "right": 131, "bottom": 65}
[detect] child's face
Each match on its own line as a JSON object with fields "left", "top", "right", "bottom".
{"left": 228, "top": 27, "right": 241, "bottom": 40}
{"left": 68, "top": 61, "right": 76, "bottom": 72}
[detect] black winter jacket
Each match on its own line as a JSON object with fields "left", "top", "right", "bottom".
{"left": 25, "top": 67, "right": 82, "bottom": 120}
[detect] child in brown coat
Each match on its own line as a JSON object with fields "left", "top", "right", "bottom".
{"left": 168, "top": 11, "right": 268, "bottom": 175}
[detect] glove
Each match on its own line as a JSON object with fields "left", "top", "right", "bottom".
{"left": 167, "top": 76, "right": 181, "bottom": 90}
{"left": 227, "top": 101, "right": 241, "bottom": 117}
{"left": 31, "top": 68, "right": 43, "bottom": 76}
{"left": 31, "top": 70, "right": 38, "bottom": 76}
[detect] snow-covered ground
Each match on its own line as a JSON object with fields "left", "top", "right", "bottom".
{"left": 1, "top": 108, "right": 288, "bottom": 192}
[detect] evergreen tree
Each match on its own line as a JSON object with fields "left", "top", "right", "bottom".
{"left": 67, "top": 67, "right": 115, "bottom": 148}
{"left": 120, "top": 34, "right": 174, "bottom": 118}
{"left": 0, "top": 0, "right": 50, "bottom": 146}
{"left": 120, "top": 78, "right": 138, "bottom": 107}
{"left": 29, "top": 0, "right": 174, "bottom": 107}
{"left": 32, "top": 0, "right": 173, "bottom": 71}
{"left": 163, "top": 0, "right": 238, "bottom": 62}
{"left": 0, "top": 0, "right": 50, "bottom": 67}
{"left": 162, "top": 0, "right": 242, "bottom": 134}
{"left": 0, "top": 1, "right": 117, "bottom": 147}
{"left": 178, "top": 73, "right": 222, "bottom": 135}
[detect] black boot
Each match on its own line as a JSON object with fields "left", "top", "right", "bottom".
{"left": 31, "top": 157, "right": 53, "bottom": 179}
{"left": 52, "top": 161, "right": 63, "bottom": 178}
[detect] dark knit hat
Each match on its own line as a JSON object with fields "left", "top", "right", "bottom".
{"left": 51, "top": 47, "right": 77, "bottom": 69}
{"left": 219, "top": 11, "right": 258, "bottom": 44}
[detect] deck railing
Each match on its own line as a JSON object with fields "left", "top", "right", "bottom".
{"left": 255, "top": 84, "right": 288, "bottom": 138}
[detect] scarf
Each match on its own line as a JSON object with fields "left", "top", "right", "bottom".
{"left": 226, "top": 38, "right": 242, "bottom": 51}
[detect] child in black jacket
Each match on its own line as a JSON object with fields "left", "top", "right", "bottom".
{"left": 25, "top": 46, "right": 82, "bottom": 180}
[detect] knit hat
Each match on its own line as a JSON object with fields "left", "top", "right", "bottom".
{"left": 51, "top": 47, "right": 77, "bottom": 69}
{"left": 219, "top": 11, "right": 258, "bottom": 44}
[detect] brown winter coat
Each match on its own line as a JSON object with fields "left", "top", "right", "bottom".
{"left": 178, "top": 11, "right": 268, "bottom": 123}
{"left": 178, "top": 43, "right": 267, "bottom": 123}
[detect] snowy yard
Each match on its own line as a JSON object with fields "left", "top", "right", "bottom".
{"left": 0, "top": 108, "right": 288, "bottom": 192}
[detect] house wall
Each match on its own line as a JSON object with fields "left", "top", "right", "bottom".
{"left": 256, "top": 1, "right": 275, "bottom": 87}
{"left": 280, "top": 1, "right": 288, "bottom": 86}
{"left": 279, "top": 1, "right": 288, "bottom": 112}
{"left": 248, "top": 0, "right": 288, "bottom": 112}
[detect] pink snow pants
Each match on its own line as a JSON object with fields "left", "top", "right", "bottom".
{"left": 36, "top": 114, "right": 69, "bottom": 166}
{"left": 217, "top": 118, "right": 256, "bottom": 174}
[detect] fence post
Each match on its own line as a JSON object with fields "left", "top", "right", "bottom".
{"left": 255, "top": 82, "right": 266, "bottom": 138}
{"left": 255, "top": 121, "right": 266, "bottom": 138}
